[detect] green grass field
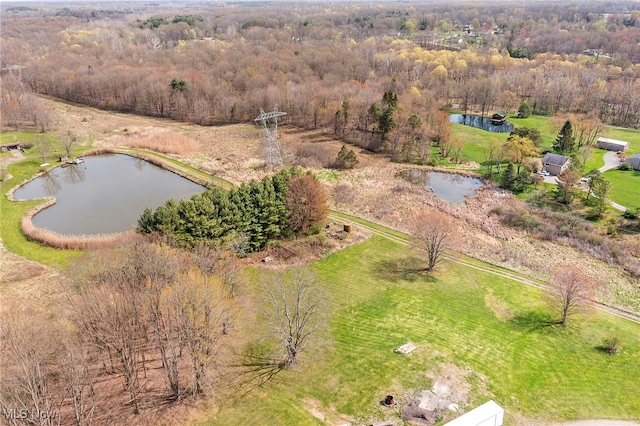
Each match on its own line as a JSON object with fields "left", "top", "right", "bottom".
{"left": 452, "top": 115, "right": 640, "bottom": 210}
{"left": 205, "top": 236, "right": 640, "bottom": 425}
{"left": 603, "top": 168, "right": 640, "bottom": 211}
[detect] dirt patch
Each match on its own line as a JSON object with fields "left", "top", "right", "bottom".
{"left": 0, "top": 239, "right": 64, "bottom": 316}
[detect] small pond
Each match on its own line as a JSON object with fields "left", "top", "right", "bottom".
{"left": 449, "top": 114, "right": 513, "bottom": 133}
{"left": 397, "top": 169, "right": 483, "bottom": 204}
{"left": 13, "top": 154, "right": 206, "bottom": 235}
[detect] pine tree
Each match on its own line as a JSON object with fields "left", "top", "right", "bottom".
{"left": 501, "top": 162, "right": 516, "bottom": 190}
{"left": 335, "top": 145, "right": 359, "bottom": 169}
{"left": 553, "top": 120, "right": 576, "bottom": 154}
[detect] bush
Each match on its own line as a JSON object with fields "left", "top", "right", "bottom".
{"left": 596, "top": 335, "right": 621, "bottom": 355}
{"left": 334, "top": 182, "right": 356, "bottom": 205}
{"left": 618, "top": 162, "right": 632, "bottom": 171}
{"left": 295, "top": 144, "right": 331, "bottom": 168}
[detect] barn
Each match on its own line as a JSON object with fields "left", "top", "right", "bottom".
{"left": 596, "top": 137, "right": 630, "bottom": 152}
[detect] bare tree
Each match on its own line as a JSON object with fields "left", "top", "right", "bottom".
{"left": 60, "top": 338, "right": 97, "bottom": 425}
{"left": 547, "top": 265, "right": 595, "bottom": 325}
{"left": 61, "top": 132, "right": 77, "bottom": 159}
{"left": 0, "top": 312, "right": 62, "bottom": 426}
{"left": 263, "top": 268, "right": 323, "bottom": 367}
{"left": 162, "top": 270, "right": 231, "bottom": 397}
{"left": 34, "top": 135, "right": 53, "bottom": 164}
{"left": 411, "top": 211, "right": 456, "bottom": 272}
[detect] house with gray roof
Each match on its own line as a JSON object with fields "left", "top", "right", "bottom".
{"left": 542, "top": 153, "right": 572, "bottom": 176}
{"left": 626, "top": 153, "right": 640, "bottom": 171}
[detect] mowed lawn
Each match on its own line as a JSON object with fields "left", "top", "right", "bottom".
{"left": 205, "top": 236, "right": 640, "bottom": 425}
{"left": 453, "top": 115, "right": 640, "bottom": 209}
{"left": 1, "top": 152, "right": 82, "bottom": 266}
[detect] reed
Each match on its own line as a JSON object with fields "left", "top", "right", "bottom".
{"left": 122, "top": 131, "right": 199, "bottom": 156}
{"left": 22, "top": 200, "right": 138, "bottom": 250}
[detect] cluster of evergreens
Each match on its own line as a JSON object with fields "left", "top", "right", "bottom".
{"left": 137, "top": 168, "right": 299, "bottom": 252}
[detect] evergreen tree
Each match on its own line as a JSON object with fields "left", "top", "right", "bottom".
{"left": 517, "top": 102, "right": 532, "bottom": 118}
{"left": 334, "top": 145, "right": 359, "bottom": 169}
{"left": 501, "top": 162, "right": 516, "bottom": 190}
{"left": 553, "top": 120, "right": 576, "bottom": 154}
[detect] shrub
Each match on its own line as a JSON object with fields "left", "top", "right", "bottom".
{"left": 596, "top": 335, "right": 621, "bottom": 355}
{"left": 334, "top": 182, "right": 356, "bottom": 205}
{"left": 618, "top": 162, "right": 632, "bottom": 171}
{"left": 295, "top": 144, "right": 331, "bottom": 168}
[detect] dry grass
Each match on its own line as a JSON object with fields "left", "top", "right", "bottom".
{"left": 21, "top": 200, "right": 138, "bottom": 250}
{"left": 121, "top": 131, "right": 199, "bottom": 156}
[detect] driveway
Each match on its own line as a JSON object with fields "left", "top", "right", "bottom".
{"left": 599, "top": 151, "right": 621, "bottom": 172}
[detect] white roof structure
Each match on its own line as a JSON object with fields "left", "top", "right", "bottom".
{"left": 444, "top": 400, "right": 504, "bottom": 426}
{"left": 597, "top": 137, "right": 630, "bottom": 151}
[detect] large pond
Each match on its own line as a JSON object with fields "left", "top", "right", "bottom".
{"left": 13, "top": 154, "right": 206, "bottom": 235}
{"left": 397, "top": 169, "right": 483, "bottom": 204}
{"left": 449, "top": 114, "right": 514, "bottom": 133}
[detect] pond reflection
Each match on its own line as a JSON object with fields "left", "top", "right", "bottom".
{"left": 40, "top": 171, "right": 62, "bottom": 196}
{"left": 13, "top": 154, "right": 205, "bottom": 235}
{"left": 449, "top": 114, "right": 514, "bottom": 133}
{"left": 397, "top": 169, "right": 483, "bottom": 204}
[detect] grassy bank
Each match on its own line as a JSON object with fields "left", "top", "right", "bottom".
{"left": 1, "top": 157, "right": 82, "bottom": 266}
{"left": 205, "top": 236, "right": 640, "bottom": 425}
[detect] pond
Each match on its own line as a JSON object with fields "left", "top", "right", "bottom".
{"left": 397, "top": 169, "right": 483, "bottom": 204}
{"left": 449, "top": 114, "right": 514, "bottom": 133}
{"left": 13, "top": 154, "right": 206, "bottom": 235}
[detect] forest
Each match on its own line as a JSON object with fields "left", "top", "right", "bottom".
{"left": 2, "top": 0, "right": 640, "bottom": 139}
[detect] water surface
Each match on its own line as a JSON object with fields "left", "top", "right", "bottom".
{"left": 398, "top": 169, "right": 482, "bottom": 204}
{"left": 449, "top": 114, "right": 513, "bottom": 133}
{"left": 13, "top": 154, "right": 205, "bottom": 235}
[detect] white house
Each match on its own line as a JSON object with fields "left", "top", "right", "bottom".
{"left": 444, "top": 400, "right": 504, "bottom": 426}
{"left": 597, "top": 137, "right": 630, "bottom": 152}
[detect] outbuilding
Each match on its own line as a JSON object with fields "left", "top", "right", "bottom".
{"left": 626, "top": 153, "right": 640, "bottom": 171}
{"left": 541, "top": 153, "right": 572, "bottom": 176}
{"left": 0, "top": 142, "right": 22, "bottom": 152}
{"left": 444, "top": 400, "right": 504, "bottom": 426}
{"left": 596, "top": 137, "right": 630, "bottom": 152}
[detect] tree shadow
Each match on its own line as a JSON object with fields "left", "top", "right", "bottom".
{"left": 373, "top": 257, "right": 436, "bottom": 283}
{"left": 509, "top": 310, "right": 558, "bottom": 331}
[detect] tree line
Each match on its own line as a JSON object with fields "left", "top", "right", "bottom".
{"left": 137, "top": 167, "right": 328, "bottom": 252}
{"left": 2, "top": 1, "right": 639, "bottom": 132}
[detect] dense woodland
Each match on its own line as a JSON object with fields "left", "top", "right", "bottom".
{"left": 2, "top": 0, "right": 640, "bottom": 149}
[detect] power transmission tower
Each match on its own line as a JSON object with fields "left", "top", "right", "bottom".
{"left": 254, "top": 106, "right": 286, "bottom": 170}
{"left": 1, "top": 65, "right": 25, "bottom": 82}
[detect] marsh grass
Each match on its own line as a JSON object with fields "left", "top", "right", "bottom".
{"left": 21, "top": 199, "right": 137, "bottom": 250}
{"left": 121, "top": 131, "right": 199, "bottom": 156}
